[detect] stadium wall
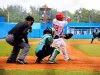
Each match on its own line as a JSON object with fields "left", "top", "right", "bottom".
{"left": 0, "top": 22, "right": 100, "bottom": 39}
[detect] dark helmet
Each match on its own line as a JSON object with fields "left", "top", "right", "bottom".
{"left": 43, "top": 27, "right": 54, "bottom": 36}
{"left": 95, "top": 28, "right": 98, "bottom": 32}
{"left": 25, "top": 16, "right": 34, "bottom": 22}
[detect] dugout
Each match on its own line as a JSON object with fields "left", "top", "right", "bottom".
{"left": 67, "top": 22, "right": 100, "bottom": 39}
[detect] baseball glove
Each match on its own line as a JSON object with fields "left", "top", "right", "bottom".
{"left": 63, "top": 33, "right": 73, "bottom": 39}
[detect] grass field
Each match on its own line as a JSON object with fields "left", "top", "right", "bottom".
{"left": 0, "top": 38, "right": 100, "bottom": 75}
{"left": 0, "top": 38, "right": 39, "bottom": 56}
{"left": 71, "top": 44, "right": 100, "bottom": 57}
{"left": 67, "top": 39, "right": 100, "bottom": 57}
{"left": 0, "top": 69, "right": 100, "bottom": 75}
{"left": 0, "top": 38, "right": 100, "bottom": 57}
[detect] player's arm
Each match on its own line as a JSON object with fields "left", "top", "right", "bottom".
{"left": 45, "top": 36, "right": 53, "bottom": 45}
{"left": 23, "top": 34, "right": 28, "bottom": 44}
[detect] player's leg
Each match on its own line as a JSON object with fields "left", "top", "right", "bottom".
{"left": 35, "top": 45, "right": 54, "bottom": 63}
{"left": 7, "top": 46, "right": 20, "bottom": 63}
{"left": 47, "top": 48, "right": 60, "bottom": 64}
{"left": 35, "top": 50, "right": 44, "bottom": 63}
{"left": 53, "top": 38, "right": 70, "bottom": 61}
{"left": 91, "top": 38, "right": 95, "bottom": 44}
{"left": 60, "top": 38, "right": 70, "bottom": 61}
{"left": 16, "top": 42, "right": 30, "bottom": 64}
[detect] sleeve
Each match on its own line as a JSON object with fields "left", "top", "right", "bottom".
{"left": 23, "top": 34, "right": 28, "bottom": 43}
{"left": 22, "top": 26, "right": 31, "bottom": 44}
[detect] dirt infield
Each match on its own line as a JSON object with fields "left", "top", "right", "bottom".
{"left": 0, "top": 41, "right": 100, "bottom": 71}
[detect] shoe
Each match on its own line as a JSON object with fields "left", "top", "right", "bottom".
{"left": 35, "top": 58, "right": 41, "bottom": 64}
{"left": 7, "top": 59, "right": 16, "bottom": 63}
{"left": 67, "top": 58, "right": 71, "bottom": 61}
{"left": 47, "top": 60, "right": 56, "bottom": 64}
{"left": 35, "top": 61, "right": 41, "bottom": 64}
{"left": 16, "top": 59, "right": 28, "bottom": 64}
{"left": 65, "top": 58, "right": 71, "bottom": 61}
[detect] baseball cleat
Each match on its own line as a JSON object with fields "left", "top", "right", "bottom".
{"left": 67, "top": 58, "right": 71, "bottom": 61}
{"left": 47, "top": 60, "right": 56, "bottom": 64}
{"left": 16, "top": 59, "right": 28, "bottom": 64}
{"left": 35, "top": 60, "right": 41, "bottom": 64}
{"left": 7, "top": 59, "right": 16, "bottom": 63}
{"left": 35, "top": 58, "right": 42, "bottom": 64}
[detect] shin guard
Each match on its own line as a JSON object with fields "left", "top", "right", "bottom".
{"left": 48, "top": 48, "right": 60, "bottom": 63}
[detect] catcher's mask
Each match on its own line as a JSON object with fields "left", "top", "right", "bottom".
{"left": 43, "top": 27, "right": 54, "bottom": 37}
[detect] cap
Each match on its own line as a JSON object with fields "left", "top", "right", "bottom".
{"left": 25, "top": 16, "right": 34, "bottom": 22}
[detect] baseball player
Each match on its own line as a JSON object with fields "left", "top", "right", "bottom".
{"left": 5, "top": 16, "right": 34, "bottom": 64}
{"left": 91, "top": 28, "right": 100, "bottom": 44}
{"left": 35, "top": 28, "right": 60, "bottom": 64}
{"left": 48, "top": 12, "right": 71, "bottom": 63}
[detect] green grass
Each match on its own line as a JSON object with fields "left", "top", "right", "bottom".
{"left": 0, "top": 69, "right": 100, "bottom": 75}
{"left": 0, "top": 39, "right": 100, "bottom": 57}
{"left": 67, "top": 39, "right": 91, "bottom": 42}
{"left": 67, "top": 39, "right": 99, "bottom": 43}
{"left": 0, "top": 39, "right": 39, "bottom": 56}
{"left": 72, "top": 44, "right": 100, "bottom": 57}
{"left": 0, "top": 40, "right": 12, "bottom": 56}
{"left": 27, "top": 44, "right": 37, "bottom": 56}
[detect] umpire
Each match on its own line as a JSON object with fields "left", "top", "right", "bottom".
{"left": 5, "top": 16, "right": 34, "bottom": 64}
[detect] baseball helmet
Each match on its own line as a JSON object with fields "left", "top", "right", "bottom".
{"left": 43, "top": 27, "right": 54, "bottom": 35}
{"left": 56, "top": 12, "right": 64, "bottom": 21}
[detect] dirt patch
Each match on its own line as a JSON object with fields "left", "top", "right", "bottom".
{"left": 0, "top": 41, "right": 100, "bottom": 71}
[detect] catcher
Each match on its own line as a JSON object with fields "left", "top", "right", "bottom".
{"left": 35, "top": 27, "right": 60, "bottom": 64}
{"left": 48, "top": 12, "right": 73, "bottom": 63}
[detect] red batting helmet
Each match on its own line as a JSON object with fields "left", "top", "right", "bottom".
{"left": 56, "top": 12, "right": 64, "bottom": 21}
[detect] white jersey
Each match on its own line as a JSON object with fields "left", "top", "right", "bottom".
{"left": 52, "top": 18, "right": 70, "bottom": 61}
{"left": 53, "top": 18, "right": 68, "bottom": 37}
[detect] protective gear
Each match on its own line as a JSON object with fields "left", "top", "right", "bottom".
{"left": 48, "top": 48, "right": 60, "bottom": 64}
{"left": 56, "top": 12, "right": 64, "bottom": 21}
{"left": 45, "top": 37, "right": 53, "bottom": 45}
{"left": 63, "top": 33, "right": 73, "bottom": 39}
{"left": 54, "top": 35, "right": 59, "bottom": 39}
{"left": 43, "top": 27, "right": 54, "bottom": 37}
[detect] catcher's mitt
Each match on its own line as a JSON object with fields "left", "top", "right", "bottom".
{"left": 64, "top": 33, "right": 73, "bottom": 39}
